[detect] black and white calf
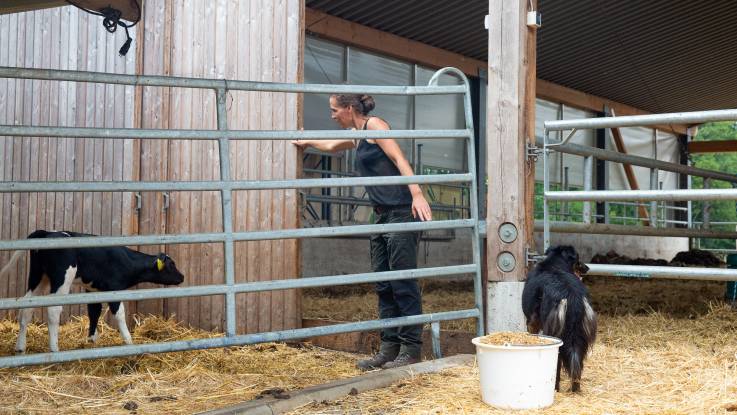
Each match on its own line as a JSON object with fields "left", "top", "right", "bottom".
{"left": 1, "top": 230, "right": 184, "bottom": 353}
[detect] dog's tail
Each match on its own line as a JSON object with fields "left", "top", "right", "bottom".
{"left": 543, "top": 293, "right": 597, "bottom": 388}
{"left": 543, "top": 297, "right": 567, "bottom": 339}
{"left": 0, "top": 250, "right": 25, "bottom": 281}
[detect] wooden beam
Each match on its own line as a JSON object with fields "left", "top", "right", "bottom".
{"left": 0, "top": 0, "right": 65, "bottom": 16}
{"left": 537, "top": 79, "right": 688, "bottom": 135}
{"left": 485, "top": 0, "right": 531, "bottom": 332}
{"left": 524, "top": 1, "right": 537, "bottom": 265}
{"left": 305, "top": 8, "right": 484, "bottom": 76}
{"left": 609, "top": 121, "right": 651, "bottom": 226}
{"left": 688, "top": 140, "right": 737, "bottom": 154}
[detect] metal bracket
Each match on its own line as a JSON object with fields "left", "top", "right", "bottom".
{"left": 526, "top": 248, "right": 545, "bottom": 266}
{"left": 134, "top": 192, "right": 142, "bottom": 212}
{"left": 162, "top": 192, "right": 170, "bottom": 212}
{"left": 526, "top": 142, "right": 543, "bottom": 162}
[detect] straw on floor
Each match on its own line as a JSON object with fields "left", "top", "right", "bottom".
{"left": 0, "top": 314, "right": 361, "bottom": 415}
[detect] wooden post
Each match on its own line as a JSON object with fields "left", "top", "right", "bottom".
{"left": 486, "top": 0, "right": 536, "bottom": 331}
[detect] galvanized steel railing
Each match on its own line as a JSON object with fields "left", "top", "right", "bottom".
{"left": 542, "top": 109, "right": 737, "bottom": 281}
{"left": 0, "top": 66, "right": 483, "bottom": 368}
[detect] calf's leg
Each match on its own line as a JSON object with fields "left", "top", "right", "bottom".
{"left": 86, "top": 302, "right": 102, "bottom": 343}
{"left": 109, "top": 302, "right": 132, "bottom": 344}
{"left": 15, "top": 265, "right": 48, "bottom": 354}
{"left": 47, "top": 265, "right": 77, "bottom": 352}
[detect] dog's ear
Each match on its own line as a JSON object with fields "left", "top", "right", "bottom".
{"left": 561, "top": 246, "right": 579, "bottom": 264}
{"left": 544, "top": 246, "right": 556, "bottom": 256}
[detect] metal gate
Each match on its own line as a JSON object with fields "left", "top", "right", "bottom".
{"left": 0, "top": 66, "right": 483, "bottom": 368}
{"left": 542, "top": 109, "right": 737, "bottom": 280}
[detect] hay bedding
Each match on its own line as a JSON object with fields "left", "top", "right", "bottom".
{"left": 298, "top": 265, "right": 737, "bottom": 413}
{"left": 0, "top": 315, "right": 361, "bottom": 414}
{"left": 290, "top": 304, "right": 737, "bottom": 415}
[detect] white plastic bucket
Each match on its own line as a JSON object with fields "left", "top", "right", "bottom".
{"left": 471, "top": 334, "right": 563, "bottom": 410}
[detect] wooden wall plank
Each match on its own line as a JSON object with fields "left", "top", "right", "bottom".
{"left": 136, "top": 0, "right": 169, "bottom": 318}
{"left": 246, "top": 0, "right": 262, "bottom": 335}
{"left": 0, "top": 6, "right": 137, "bottom": 323}
{"left": 258, "top": 0, "right": 275, "bottom": 333}
{"left": 283, "top": 0, "right": 303, "bottom": 331}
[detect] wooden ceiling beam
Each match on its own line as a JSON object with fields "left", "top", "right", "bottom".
{"left": 688, "top": 140, "right": 737, "bottom": 154}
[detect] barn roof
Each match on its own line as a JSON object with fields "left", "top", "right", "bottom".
{"left": 306, "top": 0, "right": 737, "bottom": 114}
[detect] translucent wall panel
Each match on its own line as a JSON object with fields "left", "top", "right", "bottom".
{"left": 304, "top": 37, "right": 345, "bottom": 130}
{"left": 607, "top": 127, "right": 653, "bottom": 190}
{"left": 534, "top": 100, "right": 595, "bottom": 187}
{"left": 348, "top": 48, "right": 413, "bottom": 156}
{"left": 414, "top": 66, "right": 465, "bottom": 171}
{"left": 656, "top": 131, "right": 680, "bottom": 190}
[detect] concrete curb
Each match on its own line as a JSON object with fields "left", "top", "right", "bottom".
{"left": 197, "top": 354, "right": 475, "bottom": 415}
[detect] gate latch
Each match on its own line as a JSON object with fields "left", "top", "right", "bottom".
{"left": 526, "top": 248, "right": 545, "bottom": 266}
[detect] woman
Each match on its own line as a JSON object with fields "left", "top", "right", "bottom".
{"left": 293, "top": 94, "right": 432, "bottom": 370}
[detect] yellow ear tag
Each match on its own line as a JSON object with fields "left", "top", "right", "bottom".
{"left": 156, "top": 258, "right": 164, "bottom": 271}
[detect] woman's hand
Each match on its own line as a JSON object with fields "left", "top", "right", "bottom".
{"left": 412, "top": 193, "right": 432, "bottom": 221}
{"left": 291, "top": 139, "right": 310, "bottom": 149}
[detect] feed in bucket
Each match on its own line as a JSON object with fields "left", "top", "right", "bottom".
{"left": 472, "top": 331, "right": 563, "bottom": 410}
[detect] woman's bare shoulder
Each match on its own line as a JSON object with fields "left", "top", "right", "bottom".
{"left": 367, "top": 116, "right": 390, "bottom": 130}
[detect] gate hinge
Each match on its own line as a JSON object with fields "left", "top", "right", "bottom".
{"left": 525, "top": 247, "right": 545, "bottom": 266}
{"left": 526, "top": 142, "right": 543, "bottom": 162}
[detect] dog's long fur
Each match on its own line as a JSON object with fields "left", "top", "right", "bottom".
{"left": 522, "top": 245, "right": 597, "bottom": 392}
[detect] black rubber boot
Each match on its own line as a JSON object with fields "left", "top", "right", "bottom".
{"left": 356, "top": 343, "right": 400, "bottom": 371}
{"left": 382, "top": 344, "right": 421, "bottom": 369}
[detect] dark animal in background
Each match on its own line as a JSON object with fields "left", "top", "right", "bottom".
{"left": 0, "top": 230, "right": 185, "bottom": 353}
{"left": 522, "top": 245, "right": 597, "bottom": 392}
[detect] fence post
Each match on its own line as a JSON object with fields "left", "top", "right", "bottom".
{"left": 216, "top": 87, "right": 237, "bottom": 337}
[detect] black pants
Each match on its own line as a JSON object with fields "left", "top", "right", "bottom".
{"left": 370, "top": 206, "right": 422, "bottom": 352}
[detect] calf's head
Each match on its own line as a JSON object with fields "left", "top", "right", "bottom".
{"left": 151, "top": 253, "right": 185, "bottom": 285}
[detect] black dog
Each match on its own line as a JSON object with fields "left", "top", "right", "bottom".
{"left": 522, "top": 245, "right": 597, "bottom": 392}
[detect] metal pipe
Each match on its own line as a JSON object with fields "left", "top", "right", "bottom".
{"left": 0, "top": 125, "right": 471, "bottom": 140}
{"left": 703, "top": 178, "right": 712, "bottom": 229}
{"left": 0, "top": 309, "right": 479, "bottom": 369}
{"left": 546, "top": 188, "right": 737, "bottom": 202}
{"left": 304, "top": 194, "right": 468, "bottom": 213}
{"left": 545, "top": 109, "right": 737, "bottom": 131}
{"left": 0, "top": 219, "right": 474, "bottom": 251}
{"left": 302, "top": 168, "right": 357, "bottom": 177}
{"left": 431, "top": 321, "right": 442, "bottom": 359}
{"left": 0, "top": 173, "right": 472, "bottom": 193}
{"left": 0, "top": 66, "right": 465, "bottom": 96}
{"left": 543, "top": 131, "right": 551, "bottom": 249}
{"left": 216, "top": 88, "right": 237, "bottom": 337}
{"left": 583, "top": 156, "right": 593, "bottom": 224}
{"left": 650, "top": 168, "right": 658, "bottom": 227}
{"left": 537, "top": 138, "right": 737, "bottom": 184}
{"left": 532, "top": 221, "right": 737, "bottom": 239}
{"left": 0, "top": 264, "right": 476, "bottom": 310}
{"left": 429, "top": 67, "right": 484, "bottom": 337}
{"left": 586, "top": 264, "right": 737, "bottom": 281}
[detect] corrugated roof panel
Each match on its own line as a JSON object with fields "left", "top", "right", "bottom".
{"left": 307, "top": 0, "right": 737, "bottom": 113}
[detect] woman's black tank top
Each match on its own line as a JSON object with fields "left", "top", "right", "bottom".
{"left": 354, "top": 118, "right": 413, "bottom": 207}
